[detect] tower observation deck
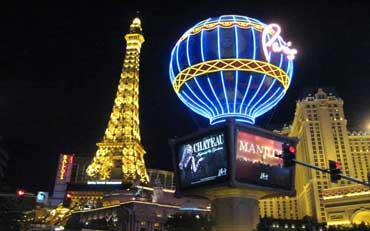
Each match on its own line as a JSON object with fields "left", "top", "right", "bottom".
{"left": 86, "top": 18, "right": 149, "bottom": 183}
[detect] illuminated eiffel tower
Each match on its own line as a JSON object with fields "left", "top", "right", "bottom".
{"left": 86, "top": 18, "right": 149, "bottom": 183}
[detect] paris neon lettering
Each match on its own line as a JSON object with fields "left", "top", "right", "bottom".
{"left": 262, "top": 23, "right": 297, "bottom": 61}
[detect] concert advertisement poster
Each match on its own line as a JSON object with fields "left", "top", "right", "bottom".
{"left": 235, "top": 130, "right": 293, "bottom": 190}
{"left": 177, "top": 132, "right": 228, "bottom": 188}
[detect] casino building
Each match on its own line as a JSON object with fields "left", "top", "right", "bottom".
{"left": 259, "top": 88, "right": 370, "bottom": 225}
{"left": 63, "top": 167, "right": 209, "bottom": 231}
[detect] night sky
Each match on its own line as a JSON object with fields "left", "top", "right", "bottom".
{"left": 2, "top": 1, "right": 370, "bottom": 193}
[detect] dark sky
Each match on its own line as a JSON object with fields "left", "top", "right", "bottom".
{"left": 1, "top": 0, "right": 370, "bottom": 193}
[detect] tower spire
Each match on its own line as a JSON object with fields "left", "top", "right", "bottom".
{"left": 86, "top": 17, "right": 149, "bottom": 183}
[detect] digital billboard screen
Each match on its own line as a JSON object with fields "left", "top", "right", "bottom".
{"left": 235, "top": 130, "right": 294, "bottom": 191}
{"left": 176, "top": 132, "right": 228, "bottom": 189}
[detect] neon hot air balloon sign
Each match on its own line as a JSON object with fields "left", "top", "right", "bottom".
{"left": 169, "top": 15, "right": 298, "bottom": 125}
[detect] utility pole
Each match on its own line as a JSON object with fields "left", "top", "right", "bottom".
{"left": 275, "top": 154, "right": 370, "bottom": 187}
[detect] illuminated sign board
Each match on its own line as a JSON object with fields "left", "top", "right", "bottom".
{"left": 172, "top": 122, "right": 297, "bottom": 195}
{"left": 235, "top": 130, "right": 293, "bottom": 191}
{"left": 173, "top": 128, "right": 229, "bottom": 190}
{"left": 56, "top": 154, "right": 74, "bottom": 183}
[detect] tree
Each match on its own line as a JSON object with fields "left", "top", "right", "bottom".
{"left": 257, "top": 217, "right": 271, "bottom": 231}
{"left": 358, "top": 222, "right": 369, "bottom": 231}
{"left": 0, "top": 197, "right": 23, "bottom": 231}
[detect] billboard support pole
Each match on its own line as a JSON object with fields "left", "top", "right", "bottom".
{"left": 206, "top": 188, "right": 263, "bottom": 231}
{"left": 292, "top": 159, "right": 370, "bottom": 187}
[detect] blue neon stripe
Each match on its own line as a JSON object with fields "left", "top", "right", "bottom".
{"left": 194, "top": 78, "right": 219, "bottom": 115}
{"left": 249, "top": 53, "right": 284, "bottom": 114}
{"left": 217, "top": 16, "right": 230, "bottom": 113}
{"left": 169, "top": 49, "right": 175, "bottom": 83}
{"left": 286, "top": 60, "right": 292, "bottom": 86}
{"left": 235, "top": 118, "right": 253, "bottom": 124}
{"left": 185, "top": 34, "right": 217, "bottom": 117}
{"left": 239, "top": 75, "right": 253, "bottom": 113}
{"left": 179, "top": 95, "right": 212, "bottom": 118}
{"left": 234, "top": 71, "right": 239, "bottom": 113}
{"left": 250, "top": 50, "right": 289, "bottom": 117}
{"left": 255, "top": 89, "right": 285, "bottom": 117}
{"left": 186, "top": 35, "right": 191, "bottom": 66}
{"left": 175, "top": 43, "right": 181, "bottom": 74}
{"left": 238, "top": 16, "right": 256, "bottom": 113}
{"left": 249, "top": 79, "right": 276, "bottom": 115}
{"left": 211, "top": 119, "right": 226, "bottom": 125}
{"left": 200, "top": 24, "right": 205, "bottom": 61}
{"left": 243, "top": 16, "right": 257, "bottom": 60}
{"left": 244, "top": 74, "right": 267, "bottom": 115}
{"left": 180, "top": 92, "right": 211, "bottom": 118}
{"left": 220, "top": 72, "right": 229, "bottom": 113}
{"left": 254, "top": 89, "right": 285, "bottom": 117}
{"left": 200, "top": 18, "right": 211, "bottom": 62}
{"left": 289, "top": 61, "right": 294, "bottom": 83}
{"left": 252, "top": 87, "right": 282, "bottom": 117}
{"left": 169, "top": 64, "right": 175, "bottom": 85}
{"left": 233, "top": 15, "right": 239, "bottom": 113}
{"left": 207, "top": 77, "right": 224, "bottom": 114}
{"left": 196, "top": 19, "right": 221, "bottom": 115}
{"left": 251, "top": 28, "right": 257, "bottom": 59}
{"left": 184, "top": 83, "right": 215, "bottom": 117}
{"left": 179, "top": 93, "right": 209, "bottom": 116}
{"left": 233, "top": 16, "right": 239, "bottom": 58}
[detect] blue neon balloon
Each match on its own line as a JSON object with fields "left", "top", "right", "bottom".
{"left": 169, "top": 15, "right": 296, "bottom": 125}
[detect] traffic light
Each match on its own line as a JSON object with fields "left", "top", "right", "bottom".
{"left": 63, "top": 192, "right": 72, "bottom": 207}
{"left": 282, "top": 143, "right": 296, "bottom": 167}
{"left": 16, "top": 189, "right": 26, "bottom": 199}
{"left": 329, "top": 160, "right": 342, "bottom": 183}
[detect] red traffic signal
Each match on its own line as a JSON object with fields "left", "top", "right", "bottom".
{"left": 289, "top": 145, "right": 296, "bottom": 153}
{"left": 16, "top": 189, "right": 25, "bottom": 197}
{"left": 65, "top": 193, "right": 72, "bottom": 199}
{"left": 329, "top": 160, "right": 341, "bottom": 170}
{"left": 282, "top": 143, "right": 296, "bottom": 167}
{"left": 329, "top": 160, "right": 342, "bottom": 183}
{"left": 63, "top": 192, "right": 72, "bottom": 207}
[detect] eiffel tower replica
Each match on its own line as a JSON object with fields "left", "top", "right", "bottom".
{"left": 86, "top": 18, "right": 149, "bottom": 183}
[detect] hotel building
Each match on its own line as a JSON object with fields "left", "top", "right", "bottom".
{"left": 259, "top": 88, "right": 370, "bottom": 225}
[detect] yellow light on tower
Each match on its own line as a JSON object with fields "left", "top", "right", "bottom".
{"left": 86, "top": 18, "right": 149, "bottom": 183}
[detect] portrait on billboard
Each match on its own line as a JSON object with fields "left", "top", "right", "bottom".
{"left": 177, "top": 132, "right": 228, "bottom": 188}
{"left": 235, "top": 130, "right": 293, "bottom": 191}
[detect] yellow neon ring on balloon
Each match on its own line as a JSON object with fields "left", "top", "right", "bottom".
{"left": 172, "top": 58, "right": 290, "bottom": 94}
{"left": 177, "top": 20, "right": 264, "bottom": 44}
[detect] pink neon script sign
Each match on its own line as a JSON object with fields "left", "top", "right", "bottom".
{"left": 262, "top": 24, "right": 297, "bottom": 61}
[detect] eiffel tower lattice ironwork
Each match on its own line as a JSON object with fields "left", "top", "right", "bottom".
{"left": 86, "top": 18, "right": 149, "bottom": 183}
